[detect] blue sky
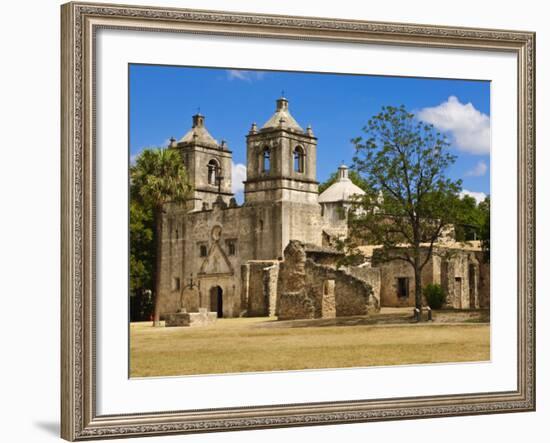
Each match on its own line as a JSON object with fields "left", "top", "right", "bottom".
{"left": 130, "top": 64, "right": 490, "bottom": 204}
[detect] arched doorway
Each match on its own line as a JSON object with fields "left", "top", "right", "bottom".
{"left": 209, "top": 286, "right": 223, "bottom": 318}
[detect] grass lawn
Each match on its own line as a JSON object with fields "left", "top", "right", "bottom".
{"left": 130, "top": 316, "right": 490, "bottom": 377}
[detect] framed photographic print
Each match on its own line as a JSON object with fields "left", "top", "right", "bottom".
{"left": 61, "top": 1, "right": 536, "bottom": 440}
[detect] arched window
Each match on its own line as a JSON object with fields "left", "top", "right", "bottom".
{"left": 207, "top": 159, "right": 220, "bottom": 185}
{"left": 293, "top": 146, "right": 305, "bottom": 173}
{"left": 262, "top": 147, "right": 271, "bottom": 173}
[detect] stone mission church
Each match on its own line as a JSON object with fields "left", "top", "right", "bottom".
{"left": 158, "top": 97, "right": 489, "bottom": 322}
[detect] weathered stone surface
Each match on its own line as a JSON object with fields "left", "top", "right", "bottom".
{"left": 278, "top": 292, "right": 315, "bottom": 320}
{"left": 165, "top": 309, "right": 218, "bottom": 327}
{"left": 277, "top": 240, "right": 376, "bottom": 320}
{"left": 242, "top": 260, "right": 279, "bottom": 316}
{"left": 372, "top": 245, "right": 489, "bottom": 309}
{"left": 321, "top": 280, "right": 336, "bottom": 319}
{"left": 347, "top": 266, "right": 381, "bottom": 309}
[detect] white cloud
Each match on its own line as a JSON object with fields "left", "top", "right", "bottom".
{"left": 460, "top": 189, "right": 487, "bottom": 204}
{"left": 226, "top": 70, "right": 265, "bottom": 82}
{"left": 465, "top": 160, "right": 488, "bottom": 177}
{"left": 231, "top": 162, "right": 247, "bottom": 195}
{"left": 418, "top": 96, "right": 490, "bottom": 155}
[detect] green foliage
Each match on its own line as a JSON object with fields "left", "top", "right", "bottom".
{"left": 423, "top": 284, "right": 446, "bottom": 309}
{"left": 130, "top": 290, "right": 154, "bottom": 322}
{"left": 318, "top": 169, "right": 369, "bottom": 194}
{"left": 478, "top": 196, "right": 490, "bottom": 262}
{"left": 129, "top": 200, "right": 154, "bottom": 295}
{"left": 129, "top": 147, "right": 192, "bottom": 323}
{"left": 344, "top": 105, "right": 463, "bottom": 309}
{"left": 131, "top": 148, "right": 192, "bottom": 211}
{"left": 454, "top": 194, "right": 491, "bottom": 242}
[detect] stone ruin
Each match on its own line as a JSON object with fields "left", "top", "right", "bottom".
{"left": 276, "top": 240, "right": 379, "bottom": 320}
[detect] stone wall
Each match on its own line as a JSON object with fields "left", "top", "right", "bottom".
{"left": 373, "top": 247, "right": 485, "bottom": 309}
{"left": 374, "top": 257, "right": 423, "bottom": 308}
{"left": 477, "top": 253, "right": 490, "bottom": 308}
{"left": 277, "top": 292, "right": 316, "bottom": 320}
{"left": 277, "top": 240, "right": 376, "bottom": 319}
{"left": 264, "top": 263, "right": 280, "bottom": 317}
{"left": 241, "top": 260, "right": 279, "bottom": 316}
{"left": 347, "top": 266, "right": 381, "bottom": 308}
{"left": 304, "top": 245, "right": 342, "bottom": 266}
{"left": 321, "top": 280, "right": 336, "bottom": 318}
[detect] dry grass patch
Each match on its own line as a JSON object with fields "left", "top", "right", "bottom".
{"left": 130, "top": 317, "right": 490, "bottom": 377}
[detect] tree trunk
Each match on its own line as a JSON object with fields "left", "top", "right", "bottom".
{"left": 413, "top": 256, "right": 423, "bottom": 320}
{"left": 152, "top": 207, "right": 163, "bottom": 327}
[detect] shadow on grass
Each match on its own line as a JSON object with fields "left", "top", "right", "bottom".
{"left": 254, "top": 309, "right": 490, "bottom": 329}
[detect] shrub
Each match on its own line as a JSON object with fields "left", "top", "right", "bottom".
{"left": 423, "top": 284, "right": 446, "bottom": 310}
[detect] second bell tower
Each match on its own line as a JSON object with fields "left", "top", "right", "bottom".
{"left": 244, "top": 97, "right": 322, "bottom": 256}
{"left": 244, "top": 96, "right": 318, "bottom": 204}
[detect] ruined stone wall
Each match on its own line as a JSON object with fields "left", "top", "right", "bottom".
{"left": 242, "top": 260, "right": 279, "bottom": 316}
{"left": 305, "top": 261, "right": 376, "bottom": 317}
{"left": 321, "top": 280, "right": 336, "bottom": 319}
{"left": 277, "top": 241, "right": 375, "bottom": 319}
{"left": 305, "top": 249, "right": 341, "bottom": 267}
{"left": 264, "top": 263, "right": 280, "bottom": 317}
{"left": 277, "top": 292, "right": 316, "bottom": 320}
{"left": 244, "top": 262, "right": 268, "bottom": 316}
{"left": 347, "top": 266, "right": 381, "bottom": 307}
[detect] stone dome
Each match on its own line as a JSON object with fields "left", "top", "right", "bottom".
{"left": 178, "top": 113, "right": 219, "bottom": 148}
{"left": 318, "top": 164, "right": 365, "bottom": 203}
{"left": 261, "top": 97, "right": 304, "bottom": 132}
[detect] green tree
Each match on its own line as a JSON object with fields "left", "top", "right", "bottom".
{"left": 318, "top": 169, "right": 369, "bottom": 194}
{"left": 348, "top": 105, "right": 462, "bottom": 314}
{"left": 478, "top": 195, "right": 490, "bottom": 262}
{"left": 129, "top": 199, "right": 154, "bottom": 321}
{"left": 454, "top": 194, "right": 487, "bottom": 242}
{"left": 130, "top": 148, "right": 192, "bottom": 326}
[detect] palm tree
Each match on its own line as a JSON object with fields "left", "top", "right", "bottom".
{"left": 131, "top": 148, "right": 191, "bottom": 326}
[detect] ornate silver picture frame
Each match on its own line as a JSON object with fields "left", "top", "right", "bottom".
{"left": 61, "top": 1, "right": 535, "bottom": 440}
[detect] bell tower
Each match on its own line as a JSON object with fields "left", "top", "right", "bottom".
{"left": 170, "top": 113, "right": 233, "bottom": 211}
{"left": 244, "top": 97, "right": 322, "bottom": 255}
{"left": 244, "top": 96, "right": 318, "bottom": 204}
